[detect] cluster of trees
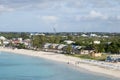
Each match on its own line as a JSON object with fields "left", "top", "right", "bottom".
{"left": 0, "top": 32, "right": 29, "bottom": 39}
{"left": 86, "top": 42, "right": 120, "bottom": 54}
{"left": 31, "top": 35, "right": 63, "bottom": 48}
{"left": 73, "top": 36, "right": 120, "bottom": 54}
{"left": 6, "top": 42, "right": 26, "bottom": 49}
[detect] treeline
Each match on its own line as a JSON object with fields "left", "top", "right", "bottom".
{"left": 0, "top": 32, "right": 29, "bottom": 39}
{"left": 31, "top": 35, "right": 120, "bottom": 54}
{"left": 0, "top": 32, "right": 120, "bottom": 54}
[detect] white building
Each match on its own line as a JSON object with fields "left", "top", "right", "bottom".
{"left": 43, "top": 43, "right": 52, "bottom": 49}
{"left": 64, "top": 40, "right": 75, "bottom": 44}
{"left": 0, "top": 36, "right": 6, "bottom": 40}
{"left": 57, "top": 44, "right": 67, "bottom": 50}
{"left": 103, "top": 36, "right": 109, "bottom": 38}
{"left": 90, "top": 34, "right": 97, "bottom": 37}
{"left": 93, "top": 41, "right": 100, "bottom": 44}
{"left": 18, "top": 38, "right": 23, "bottom": 43}
{"left": 35, "top": 33, "right": 45, "bottom": 36}
{"left": 3, "top": 41, "right": 9, "bottom": 45}
{"left": 81, "top": 34, "right": 88, "bottom": 37}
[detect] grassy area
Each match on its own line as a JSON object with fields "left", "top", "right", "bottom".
{"left": 65, "top": 54, "right": 107, "bottom": 61}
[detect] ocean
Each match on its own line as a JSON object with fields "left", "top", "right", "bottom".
{"left": 0, "top": 51, "right": 119, "bottom": 80}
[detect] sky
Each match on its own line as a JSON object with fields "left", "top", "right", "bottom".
{"left": 0, "top": 0, "right": 120, "bottom": 32}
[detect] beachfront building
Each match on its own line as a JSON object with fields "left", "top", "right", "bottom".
{"left": 18, "top": 38, "right": 23, "bottom": 43}
{"left": 57, "top": 44, "right": 67, "bottom": 50}
{"left": 0, "top": 36, "right": 6, "bottom": 41}
{"left": 0, "top": 36, "right": 6, "bottom": 45}
{"left": 43, "top": 43, "right": 52, "bottom": 49}
{"left": 23, "top": 39, "right": 31, "bottom": 48}
{"left": 43, "top": 43, "right": 52, "bottom": 51}
{"left": 51, "top": 44, "right": 59, "bottom": 49}
{"left": 43, "top": 43, "right": 96, "bottom": 55}
{"left": 3, "top": 40, "right": 9, "bottom": 45}
{"left": 43, "top": 43, "right": 67, "bottom": 53}
{"left": 80, "top": 47, "right": 95, "bottom": 54}
{"left": 80, "top": 50, "right": 94, "bottom": 54}
{"left": 90, "top": 52, "right": 102, "bottom": 57}
{"left": 72, "top": 45, "right": 82, "bottom": 54}
{"left": 0, "top": 36, "right": 10, "bottom": 47}
{"left": 0, "top": 40, "right": 10, "bottom": 47}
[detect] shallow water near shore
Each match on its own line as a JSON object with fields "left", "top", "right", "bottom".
{"left": 0, "top": 51, "right": 119, "bottom": 80}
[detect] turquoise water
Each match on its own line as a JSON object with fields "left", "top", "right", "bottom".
{"left": 0, "top": 52, "right": 119, "bottom": 80}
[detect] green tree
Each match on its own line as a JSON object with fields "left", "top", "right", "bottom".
{"left": 32, "top": 35, "right": 46, "bottom": 49}
{"left": 66, "top": 45, "right": 72, "bottom": 54}
{"left": 17, "top": 43, "right": 25, "bottom": 49}
{"left": 107, "top": 42, "right": 119, "bottom": 54}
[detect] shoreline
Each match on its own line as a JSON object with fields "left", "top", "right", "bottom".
{"left": 0, "top": 47, "right": 120, "bottom": 78}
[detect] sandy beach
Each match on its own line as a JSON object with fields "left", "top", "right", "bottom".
{"left": 0, "top": 47, "right": 120, "bottom": 78}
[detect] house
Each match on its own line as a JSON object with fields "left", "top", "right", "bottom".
{"left": 72, "top": 45, "right": 82, "bottom": 54}
{"left": 81, "top": 34, "right": 88, "bottom": 37}
{"left": 51, "top": 44, "right": 59, "bottom": 49}
{"left": 90, "top": 52, "right": 102, "bottom": 57}
{"left": 43, "top": 43, "right": 52, "bottom": 49}
{"left": 3, "top": 40, "right": 9, "bottom": 45}
{"left": 35, "top": 33, "right": 45, "bottom": 36}
{"left": 80, "top": 50, "right": 94, "bottom": 54}
{"left": 80, "top": 47, "right": 94, "bottom": 54}
{"left": 12, "top": 38, "right": 24, "bottom": 44}
{"left": 23, "top": 39, "right": 31, "bottom": 48}
{"left": 103, "top": 36, "right": 109, "bottom": 38}
{"left": 0, "top": 40, "right": 10, "bottom": 47}
{"left": 0, "top": 36, "right": 6, "bottom": 45}
{"left": 57, "top": 44, "right": 67, "bottom": 50}
{"left": 12, "top": 40, "right": 20, "bottom": 44}
{"left": 64, "top": 40, "right": 75, "bottom": 44}
{"left": 90, "top": 34, "right": 97, "bottom": 37}
{"left": 93, "top": 41, "right": 100, "bottom": 44}
{"left": 0, "top": 36, "right": 6, "bottom": 41}
{"left": 18, "top": 38, "right": 23, "bottom": 43}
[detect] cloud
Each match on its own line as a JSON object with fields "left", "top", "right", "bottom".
{"left": 116, "top": 16, "right": 120, "bottom": 20}
{"left": 89, "top": 10, "right": 108, "bottom": 19}
{"left": 0, "top": 0, "right": 119, "bottom": 10}
{"left": 0, "top": 0, "right": 119, "bottom": 14}
{"left": 75, "top": 10, "right": 108, "bottom": 21}
{"left": 65, "top": 0, "right": 120, "bottom": 9}
{"left": 0, "top": 5, "right": 14, "bottom": 12}
{"left": 0, "top": 0, "right": 120, "bottom": 32}
{"left": 89, "top": 10, "right": 103, "bottom": 18}
{"left": 41, "top": 15, "right": 58, "bottom": 23}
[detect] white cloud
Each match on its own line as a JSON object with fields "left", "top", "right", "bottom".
{"left": 117, "top": 16, "right": 120, "bottom": 20}
{"left": 89, "top": 10, "right": 102, "bottom": 18}
{"left": 75, "top": 10, "right": 108, "bottom": 21}
{"left": 88, "top": 10, "right": 108, "bottom": 19}
{"left": 0, "top": 0, "right": 120, "bottom": 10}
{"left": 0, "top": 5, "right": 14, "bottom": 12}
{"left": 41, "top": 15, "right": 58, "bottom": 23}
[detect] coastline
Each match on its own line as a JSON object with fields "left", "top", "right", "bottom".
{"left": 0, "top": 47, "right": 120, "bottom": 78}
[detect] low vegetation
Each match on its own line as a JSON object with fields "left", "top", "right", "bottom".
{"left": 65, "top": 54, "right": 107, "bottom": 61}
